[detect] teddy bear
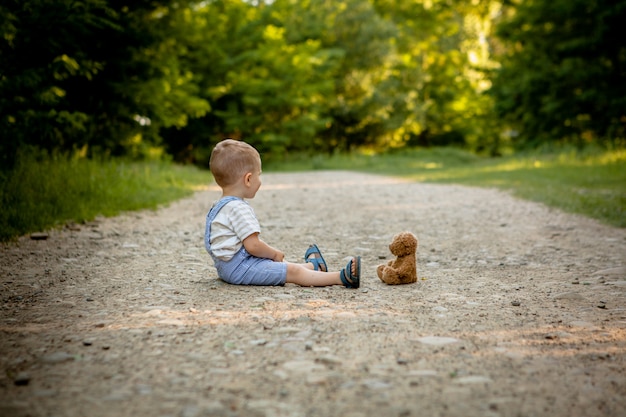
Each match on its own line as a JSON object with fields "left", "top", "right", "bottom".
{"left": 377, "top": 232, "right": 418, "bottom": 285}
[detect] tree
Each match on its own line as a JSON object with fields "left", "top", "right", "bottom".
{"left": 490, "top": 0, "right": 626, "bottom": 147}
{"left": 0, "top": 0, "right": 209, "bottom": 167}
{"left": 372, "top": 0, "right": 501, "bottom": 152}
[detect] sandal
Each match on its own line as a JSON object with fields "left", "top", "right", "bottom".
{"left": 340, "top": 256, "right": 360, "bottom": 288}
{"left": 304, "top": 244, "right": 327, "bottom": 272}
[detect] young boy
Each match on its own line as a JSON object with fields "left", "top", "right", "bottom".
{"left": 204, "top": 139, "right": 360, "bottom": 288}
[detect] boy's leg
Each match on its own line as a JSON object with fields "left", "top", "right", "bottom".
{"left": 285, "top": 262, "right": 341, "bottom": 286}
{"left": 285, "top": 258, "right": 359, "bottom": 287}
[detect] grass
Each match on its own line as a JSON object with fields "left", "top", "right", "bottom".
{"left": 264, "top": 147, "right": 626, "bottom": 228}
{"left": 0, "top": 151, "right": 210, "bottom": 242}
{"left": 2, "top": 145, "right": 624, "bottom": 242}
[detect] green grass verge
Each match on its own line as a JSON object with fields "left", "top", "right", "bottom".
{"left": 264, "top": 147, "right": 626, "bottom": 228}
{"left": 0, "top": 152, "right": 210, "bottom": 242}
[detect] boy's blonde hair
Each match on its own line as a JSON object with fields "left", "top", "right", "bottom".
{"left": 209, "top": 139, "right": 261, "bottom": 187}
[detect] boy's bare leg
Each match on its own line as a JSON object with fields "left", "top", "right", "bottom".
{"left": 285, "top": 259, "right": 358, "bottom": 287}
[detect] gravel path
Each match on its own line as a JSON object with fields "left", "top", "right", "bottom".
{"left": 1, "top": 171, "right": 625, "bottom": 417}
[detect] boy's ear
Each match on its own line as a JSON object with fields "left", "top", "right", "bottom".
{"left": 243, "top": 172, "right": 252, "bottom": 185}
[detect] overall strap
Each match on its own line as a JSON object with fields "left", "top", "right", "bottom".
{"left": 205, "top": 196, "right": 241, "bottom": 254}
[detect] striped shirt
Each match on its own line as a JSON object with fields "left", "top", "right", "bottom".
{"left": 209, "top": 199, "right": 260, "bottom": 261}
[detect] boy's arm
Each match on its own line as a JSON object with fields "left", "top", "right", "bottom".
{"left": 243, "top": 233, "right": 284, "bottom": 262}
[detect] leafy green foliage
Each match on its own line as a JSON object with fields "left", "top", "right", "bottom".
{"left": 490, "top": 0, "right": 626, "bottom": 147}
{"left": 2, "top": 0, "right": 624, "bottom": 169}
{"left": 0, "top": 0, "right": 209, "bottom": 168}
{"left": 161, "top": 0, "right": 500, "bottom": 162}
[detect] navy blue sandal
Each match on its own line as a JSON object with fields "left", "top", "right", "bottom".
{"left": 304, "top": 244, "right": 327, "bottom": 272}
{"left": 340, "top": 256, "right": 360, "bottom": 288}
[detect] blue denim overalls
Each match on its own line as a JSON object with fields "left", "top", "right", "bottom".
{"left": 205, "top": 197, "right": 286, "bottom": 285}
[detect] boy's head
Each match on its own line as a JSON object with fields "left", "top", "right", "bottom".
{"left": 210, "top": 139, "right": 261, "bottom": 187}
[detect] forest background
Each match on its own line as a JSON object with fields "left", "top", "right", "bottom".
{"left": 2, "top": 0, "right": 624, "bottom": 167}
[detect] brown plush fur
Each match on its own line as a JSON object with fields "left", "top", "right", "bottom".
{"left": 376, "top": 232, "right": 418, "bottom": 285}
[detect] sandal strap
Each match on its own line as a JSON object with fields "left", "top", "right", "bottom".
{"left": 341, "top": 257, "right": 360, "bottom": 288}
{"left": 304, "top": 244, "right": 327, "bottom": 272}
{"left": 308, "top": 257, "right": 324, "bottom": 271}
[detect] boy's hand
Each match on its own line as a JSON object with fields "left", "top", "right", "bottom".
{"left": 273, "top": 250, "right": 285, "bottom": 262}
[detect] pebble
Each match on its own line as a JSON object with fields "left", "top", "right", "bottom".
{"left": 569, "top": 320, "right": 595, "bottom": 328}
{"left": 454, "top": 375, "right": 493, "bottom": 384}
{"left": 316, "top": 354, "right": 342, "bottom": 365}
{"left": 253, "top": 297, "right": 275, "bottom": 303}
{"left": 274, "top": 294, "right": 296, "bottom": 300}
{"left": 552, "top": 292, "right": 585, "bottom": 301}
{"left": 14, "top": 372, "right": 30, "bottom": 386}
{"left": 156, "top": 318, "right": 185, "bottom": 326}
{"left": 30, "top": 232, "right": 49, "bottom": 240}
{"left": 362, "top": 378, "right": 392, "bottom": 390}
{"left": 39, "top": 352, "right": 75, "bottom": 365}
{"left": 545, "top": 331, "right": 572, "bottom": 340}
{"left": 413, "top": 336, "right": 460, "bottom": 346}
{"left": 282, "top": 360, "right": 324, "bottom": 374}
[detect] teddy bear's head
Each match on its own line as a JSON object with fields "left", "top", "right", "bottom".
{"left": 389, "top": 232, "right": 418, "bottom": 257}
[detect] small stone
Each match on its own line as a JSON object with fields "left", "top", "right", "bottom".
{"left": 274, "top": 294, "right": 296, "bottom": 300}
{"left": 30, "top": 232, "right": 49, "bottom": 240}
{"left": 14, "top": 372, "right": 31, "bottom": 386}
{"left": 511, "top": 301, "right": 521, "bottom": 306}
{"left": 316, "top": 354, "right": 342, "bottom": 366}
{"left": 83, "top": 340, "right": 93, "bottom": 346}
{"left": 553, "top": 292, "right": 585, "bottom": 300}
{"left": 413, "top": 336, "right": 460, "bottom": 346}
{"left": 454, "top": 375, "right": 493, "bottom": 384}
{"left": 362, "top": 378, "right": 392, "bottom": 390}
{"left": 282, "top": 360, "right": 324, "bottom": 374}
{"left": 545, "top": 331, "right": 571, "bottom": 340}
{"left": 40, "top": 352, "right": 75, "bottom": 364}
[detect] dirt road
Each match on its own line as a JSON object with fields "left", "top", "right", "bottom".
{"left": 1, "top": 171, "right": 625, "bottom": 417}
